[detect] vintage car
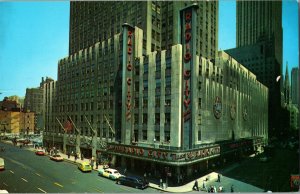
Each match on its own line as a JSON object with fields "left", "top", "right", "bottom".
{"left": 78, "top": 162, "right": 92, "bottom": 172}
{"left": 116, "top": 176, "right": 149, "bottom": 189}
{"left": 98, "top": 168, "right": 122, "bottom": 180}
{"left": 50, "top": 154, "right": 64, "bottom": 162}
{"left": 35, "top": 149, "right": 45, "bottom": 156}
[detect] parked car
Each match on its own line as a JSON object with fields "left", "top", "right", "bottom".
{"left": 0, "top": 157, "right": 4, "bottom": 170}
{"left": 35, "top": 149, "right": 45, "bottom": 156}
{"left": 50, "top": 154, "right": 64, "bottom": 162}
{"left": 78, "top": 162, "right": 92, "bottom": 172}
{"left": 116, "top": 176, "right": 149, "bottom": 189}
{"left": 98, "top": 168, "right": 122, "bottom": 180}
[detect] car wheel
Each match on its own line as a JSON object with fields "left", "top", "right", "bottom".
{"left": 116, "top": 180, "right": 121, "bottom": 185}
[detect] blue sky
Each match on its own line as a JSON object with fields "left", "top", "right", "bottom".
{"left": 0, "top": 1, "right": 298, "bottom": 99}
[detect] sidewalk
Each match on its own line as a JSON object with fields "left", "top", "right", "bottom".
{"left": 1, "top": 140, "right": 264, "bottom": 193}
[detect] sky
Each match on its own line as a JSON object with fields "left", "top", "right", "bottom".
{"left": 0, "top": 1, "right": 299, "bottom": 99}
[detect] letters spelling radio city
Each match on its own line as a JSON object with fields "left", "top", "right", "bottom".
{"left": 126, "top": 30, "right": 133, "bottom": 121}
{"left": 183, "top": 11, "right": 192, "bottom": 121}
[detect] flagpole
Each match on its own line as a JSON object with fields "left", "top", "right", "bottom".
{"left": 56, "top": 117, "right": 65, "bottom": 133}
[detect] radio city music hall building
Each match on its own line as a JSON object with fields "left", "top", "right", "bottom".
{"left": 44, "top": 5, "right": 268, "bottom": 180}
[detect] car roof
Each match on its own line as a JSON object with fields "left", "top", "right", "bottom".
{"left": 105, "top": 168, "right": 118, "bottom": 172}
{"left": 123, "top": 175, "right": 142, "bottom": 180}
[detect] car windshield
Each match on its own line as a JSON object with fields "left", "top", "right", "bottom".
{"left": 113, "top": 171, "right": 119, "bottom": 174}
{"left": 54, "top": 155, "right": 61, "bottom": 157}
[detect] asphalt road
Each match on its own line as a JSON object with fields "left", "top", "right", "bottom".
{"left": 0, "top": 142, "right": 158, "bottom": 193}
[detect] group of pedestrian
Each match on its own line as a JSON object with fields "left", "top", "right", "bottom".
{"left": 193, "top": 174, "right": 234, "bottom": 193}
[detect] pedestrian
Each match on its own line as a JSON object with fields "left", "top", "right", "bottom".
{"left": 81, "top": 153, "right": 84, "bottom": 160}
{"left": 143, "top": 172, "right": 147, "bottom": 181}
{"left": 90, "top": 159, "right": 94, "bottom": 169}
{"left": 74, "top": 153, "right": 78, "bottom": 161}
{"left": 160, "top": 178, "right": 163, "bottom": 188}
{"left": 95, "top": 159, "right": 99, "bottom": 169}
{"left": 218, "top": 186, "right": 223, "bottom": 192}
{"left": 67, "top": 152, "right": 70, "bottom": 159}
{"left": 203, "top": 180, "right": 207, "bottom": 191}
{"left": 179, "top": 174, "right": 183, "bottom": 184}
{"left": 124, "top": 168, "right": 127, "bottom": 175}
{"left": 217, "top": 173, "right": 221, "bottom": 182}
{"left": 231, "top": 185, "right": 234, "bottom": 193}
{"left": 213, "top": 185, "right": 217, "bottom": 193}
{"left": 192, "top": 179, "right": 199, "bottom": 191}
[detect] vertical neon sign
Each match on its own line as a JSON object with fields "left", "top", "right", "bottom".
{"left": 122, "top": 24, "right": 134, "bottom": 144}
{"left": 180, "top": 5, "right": 198, "bottom": 149}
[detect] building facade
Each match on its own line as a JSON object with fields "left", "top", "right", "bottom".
{"left": 226, "top": 1, "right": 283, "bottom": 136}
{"left": 69, "top": 1, "right": 218, "bottom": 60}
{"left": 0, "top": 110, "right": 34, "bottom": 135}
{"left": 291, "top": 67, "right": 299, "bottom": 106}
{"left": 44, "top": 5, "right": 268, "bottom": 179}
{"left": 43, "top": 78, "right": 56, "bottom": 136}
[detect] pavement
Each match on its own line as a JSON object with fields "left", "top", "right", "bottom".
{"left": 1, "top": 140, "right": 264, "bottom": 193}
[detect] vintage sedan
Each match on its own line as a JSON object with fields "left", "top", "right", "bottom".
{"left": 50, "top": 154, "right": 64, "bottom": 162}
{"left": 116, "top": 176, "right": 149, "bottom": 189}
{"left": 35, "top": 149, "right": 45, "bottom": 156}
{"left": 78, "top": 162, "right": 92, "bottom": 172}
{"left": 98, "top": 168, "right": 122, "bottom": 180}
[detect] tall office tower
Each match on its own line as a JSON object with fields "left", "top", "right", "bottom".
{"left": 42, "top": 78, "right": 56, "bottom": 135}
{"left": 225, "top": 1, "right": 283, "bottom": 135}
{"left": 283, "top": 64, "right": 291, "bottom": 105}
{"left": 291, "top": 67, "right": 299, "bottom": 106}
{"left": 69, "top": 1, "right": 218, "bottom": 59}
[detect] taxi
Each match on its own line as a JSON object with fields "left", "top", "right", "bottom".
{"left": 50, "top": 154, "right": 64, "bottom": 162}
{"left": 98, "top": 168, "right": 122, "bottom": 180}
{"left": 35, "top": 149, "right": 45, "bottom": 156}
{"left": 78, "top": 162, "right": 92, "bottom": 172}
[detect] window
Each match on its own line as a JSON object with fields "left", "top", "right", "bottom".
{"left": 155, "top": 113, "right": 160, "bottom": 125}
{"left": 142, "top": 130, "right": 147, "bottom": 140}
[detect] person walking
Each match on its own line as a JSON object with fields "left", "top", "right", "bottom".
{"left": 124, "top": 168, "right": 127, "bottom": 175}
{"left": 179, "top": 174, "right": 183, "bottom": 184}
{"left": 202, "top": 180, "right": 207, "bottom": 191}
{"left": 74, "top": 153, "right": 78, "bottom": 162}
{"left": 90, "top": 158, "right": 94, "bottom": 169}
{"left": 192, "top": 179, "right": 199, "bottom": 191}
{"left": 143, "top": 172, "right": 147, "bottom": 181}
{"left": 67, "top": 152, "right": 70, "bottom": 159}
{"left": 217, "top": 173, "right": 221, "bottom": 182}
{"left": 231, "top": 185, "right": 234, "bottom": 193}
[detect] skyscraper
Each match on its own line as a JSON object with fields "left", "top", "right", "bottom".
{"left": 291, "top": 67, "right": 299, "bottom": 106}
{"left": 225, "top": 0, "right": 283, "bottom": 135}
{"left": 43, "top": 3, "right": 269, "bottom": 178}
{"left": 69, "top": 1, "right": 218, "bottom": 59}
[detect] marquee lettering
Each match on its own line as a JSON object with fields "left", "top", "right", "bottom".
{"left": 183, "top": 11, "right": 192, "bottom": 121}
{"left": 126, "top": 30, "right": 133, "bottom": 121}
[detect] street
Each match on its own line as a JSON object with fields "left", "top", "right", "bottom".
{"left": 0, "top": 142, "right": 158, "bottom": 193}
